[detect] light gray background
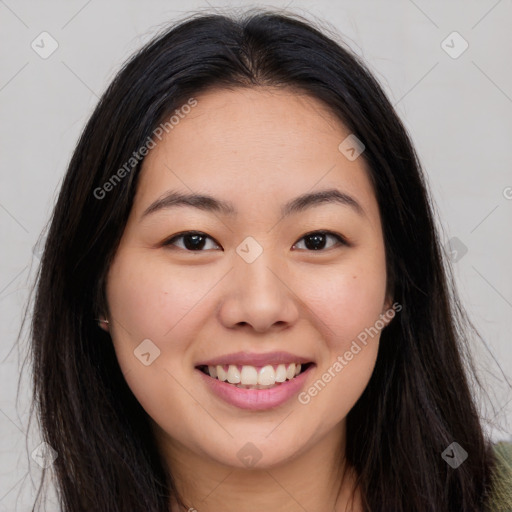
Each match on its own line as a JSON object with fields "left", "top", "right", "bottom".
{"left": 1, "top": 0, "right": 511, "bottom": 509}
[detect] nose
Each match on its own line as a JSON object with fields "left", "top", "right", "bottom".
{"left": 217, "top": 253, "right": 300, "bottom": 334}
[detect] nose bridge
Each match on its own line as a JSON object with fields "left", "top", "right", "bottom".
{"left": 234, "top": 237, "right": 285, "bottom": 305}
{"left": 217, "top": 236, "right": 299, "bottom": 332}
{"left": 237, "top": 256, "right": 280, "bottom": 299}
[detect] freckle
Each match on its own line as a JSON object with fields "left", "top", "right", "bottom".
{"left": 353, "top": 275, "right": 357, "bottom": 279}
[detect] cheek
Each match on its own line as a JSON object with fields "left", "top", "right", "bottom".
{"left": 293, "top": 250, "right": 387, "bottom": 413}
{"left": 105, "top": 251, "right": 206, "bottom": 426}
{"left": 303, "top": 258, "right": 388, "bottom": 349}
{"left": 106, "top": 250, "right": 206, "bottom": 345}
{"left": 296, "top": 271, "right": 384, "bottom": 424}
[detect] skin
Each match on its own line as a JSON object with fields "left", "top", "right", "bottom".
{"left": 101, "top": 87, "right": 394, "bottom": 512}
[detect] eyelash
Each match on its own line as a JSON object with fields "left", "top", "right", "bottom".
{"left": 162, "top": 230, "right": 348, "bottom": 252}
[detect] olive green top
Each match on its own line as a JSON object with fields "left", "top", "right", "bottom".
{"left": 486, "top": 441, "right": 512, "bottom": 511}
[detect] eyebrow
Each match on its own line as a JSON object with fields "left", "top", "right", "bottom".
{"left": 140, "top": 188, "right": 366, "bottom": 221}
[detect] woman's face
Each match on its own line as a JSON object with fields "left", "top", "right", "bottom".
{"left": 104, "top": 87, "right": 393, "bottom": 469}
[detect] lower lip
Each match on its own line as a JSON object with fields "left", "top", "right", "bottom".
{"left": 196, "top": 365, "right": 315, "bottom": 410}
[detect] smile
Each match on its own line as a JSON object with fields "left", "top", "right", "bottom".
{"left": 197, "top": 362, "right": 313, "bottom": 389}
{"left": 195, "top": 353, "right": 315, "bottom": 410}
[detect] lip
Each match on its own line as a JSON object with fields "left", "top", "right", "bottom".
{"left": 195, "top": 351, "right": 313, "bottom": 368}
{"left": 196, "top": 363, "right": 315, "bottom": 410}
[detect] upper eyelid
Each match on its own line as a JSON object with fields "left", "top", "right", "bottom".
{"left": 164, "top": 231, "right": 220, "bottom": 246}
{"left": 292, "top": 231, "right": 346, "bottom": 249}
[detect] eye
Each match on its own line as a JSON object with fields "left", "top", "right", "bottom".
{"left": 292, "top": 230, "right": 347, "bottom": 251}
{"left": 162, "top": 231, "right": 221, "bottom": 251}
{"left": 162, "top": 230, "right": 348, "bottom": 252}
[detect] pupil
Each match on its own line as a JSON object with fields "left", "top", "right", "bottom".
{"left": 305, "top": 233, "right": 326, "bottom": 250}
{"left": 184, "top": 234, "right": 206, "bottom": 250}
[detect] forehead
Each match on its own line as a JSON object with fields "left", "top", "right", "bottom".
{"left": 133, "top": 87, "right": 380, "bottom": 226}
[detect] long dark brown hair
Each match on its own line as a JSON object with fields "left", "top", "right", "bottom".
{"left": 22, "top": 7, "right": 500, "bottom": 511}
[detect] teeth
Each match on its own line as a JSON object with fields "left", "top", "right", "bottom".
{"left": 227, "top": 365, "right": 241, "bottom": 384}
{"left": 240, "top": 365, "right": 258, "bottom": 385}
{"left": 216, "top": 365, "right": 227, "bottom": 382}
{"left": 206, "top": 362, "right": 305, "bottom": 387}
{"left": 258, "top": 365, "right": 275, "bottom": 386}
{"left": 275, "top": 364, "right": 287, "bottom": 382}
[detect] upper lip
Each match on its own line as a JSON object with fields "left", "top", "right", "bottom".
{"left": 195, "top": 351, "right": 314, "bottom": 367}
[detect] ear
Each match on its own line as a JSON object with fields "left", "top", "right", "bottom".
{"left": 380, "top": 295, "right": 396, "bottom": 327}
{"left": 97, "top": 317, "right": 110, "bottom": 332}
{"left": 383, "top": 295, "right": 393, "bottom": 313}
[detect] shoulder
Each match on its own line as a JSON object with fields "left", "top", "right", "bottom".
{"left": 486, "top": 441, "right": 512, "bottom": 511}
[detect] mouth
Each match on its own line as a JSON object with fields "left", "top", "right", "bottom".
{"left": 196, "top": 362, "right": 314, "bottom": 390}
{"left": 194, "top": 351, "right": 316, "bottom": 410}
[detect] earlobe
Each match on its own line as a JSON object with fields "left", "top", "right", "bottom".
{"left": 97, "top": 317, "right": 110, "bottom": 332}
{"left": 383, "top": 296, "right": 394, "bottom": 315}
{"left": 381, "top": 297, "right": 395, "bottom": 326}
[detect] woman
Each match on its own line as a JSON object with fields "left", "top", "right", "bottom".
{"left": 28, "top": 8, "right": 511, "bottom": 511}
